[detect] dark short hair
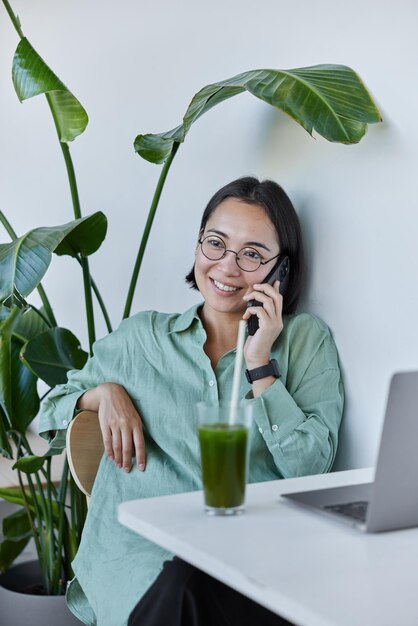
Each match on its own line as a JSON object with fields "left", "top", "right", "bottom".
{"left": 185, "top": 176, "right": 304, "bottom": 315}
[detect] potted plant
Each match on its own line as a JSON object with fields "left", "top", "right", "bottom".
{"left": 0, "top": 0, "right": 382, "bottom": 620}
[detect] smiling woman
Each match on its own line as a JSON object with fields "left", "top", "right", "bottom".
{"left": 37, "top": 176, "right": 344, "bottom": 626}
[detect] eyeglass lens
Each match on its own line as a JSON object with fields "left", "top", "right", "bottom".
{"left": 200, "top": 236, "right": 262, "bottom": 271}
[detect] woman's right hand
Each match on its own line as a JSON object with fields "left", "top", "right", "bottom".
{"left": 77, "top": 383, "right": 145, "bottom": 473}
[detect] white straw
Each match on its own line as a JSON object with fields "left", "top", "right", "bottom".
{"left": 229, "top": 320, "right": 247, "bottom": 424}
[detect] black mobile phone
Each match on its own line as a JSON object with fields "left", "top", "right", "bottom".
{"left": 247, "top": 255, "right": 290, "bottom": 336}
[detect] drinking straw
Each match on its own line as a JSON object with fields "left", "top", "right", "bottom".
{"left": 229, "top": 320, "right": 247, "bottom": 424}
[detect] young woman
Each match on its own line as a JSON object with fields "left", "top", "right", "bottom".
{"left": 39, "top": 177, "right": 344, "bottom": 626}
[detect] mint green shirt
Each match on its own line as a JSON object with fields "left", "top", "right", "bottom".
{"left": 39, "top": 304, "right": 343, "bottom": 626}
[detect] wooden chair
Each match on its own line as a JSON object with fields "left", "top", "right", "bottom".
{"left": 66, "top": 410, "right": 104, "bottom": 501}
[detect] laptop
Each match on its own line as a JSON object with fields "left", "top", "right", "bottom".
{"left": 281, "top": 371, "right": 418, "bottom": 532}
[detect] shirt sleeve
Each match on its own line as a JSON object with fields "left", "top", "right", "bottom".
{"left": 245, "top": 316, "right": 344, "bottom": 478}
{"left": 37, "top": 317, "right": 136, "bottom": 453}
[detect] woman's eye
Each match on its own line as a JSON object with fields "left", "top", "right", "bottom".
{"left": 243, "top": 248, "right": 262, "bottom": 260}
{"left": 207, "top": 238, "right": 223, "bottom": 248}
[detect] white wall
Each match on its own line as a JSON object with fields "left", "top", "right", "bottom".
{"left": 1, "top": 0, "right": 417, "bottom": 470}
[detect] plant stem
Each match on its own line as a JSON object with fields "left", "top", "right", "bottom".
{"left": 36, "top": 285, "right": 57, "bottom": 327}
{"left": 56, "top": 459, "right": 70, "bottom": 583}
{"left": 2, "top": 303, "right": 21, "bottom": 328}
{"left": 75, "top": 254, "right": 113, "bottom": 333}
{"left": 45, "top": 94, "right": 96, "bottom": 352}
{"left": 123, "top": 142, "right": 180, "bottom": 319}
{"left": 28, "top": 303, "right": 53, "bottom": 328}
{"left": 19, "top": 470, "right": 50, "bottom": 592}
{"left": 0, "top": 209, "right": 18, "bottom": 240}
{"left": 16, "top": 431, "right": 58, "bottom": 497}
{"left": 0, "top": 210, "right": 58, "bottom": 326}
{"left": 1, "top": 0, "right": 24, "bottom": 38}
{"left": 80, "top": 257, "right": 95, "bottom": 355}
{"left": 46, "top": 457, "right": 57, "bottom": 591}
{"left": 17, "top": 470, "right": 48, "bottom": 587}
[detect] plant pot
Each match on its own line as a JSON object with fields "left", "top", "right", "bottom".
{"left": 0, "top": 560, "right": 82, "bottom": 626}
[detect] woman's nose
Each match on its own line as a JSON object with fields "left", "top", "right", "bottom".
{"left": 217, "top": 250, "right": 241, "bottom": 275}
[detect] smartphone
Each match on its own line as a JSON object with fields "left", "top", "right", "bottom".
{"left": 247, "top": 255, "right": 290, "bottom": 336}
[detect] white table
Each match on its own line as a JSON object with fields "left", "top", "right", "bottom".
{"left": 118, "top": 468, "right": 418, "bottom": 626}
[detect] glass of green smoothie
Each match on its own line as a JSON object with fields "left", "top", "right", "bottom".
{"left": 197, "top": 401, "right": 252, "bottom": 516}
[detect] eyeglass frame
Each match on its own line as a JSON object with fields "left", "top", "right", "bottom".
{"left": 198, "top": 234, "right": 281, "bottom": 273}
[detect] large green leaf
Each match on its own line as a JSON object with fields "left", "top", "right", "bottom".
{"left": 0, "top": 486, "right": 59, "bottom": 520}
{"left": 0, "top": 307, "right": 22, "bottom": 423}
{"left": 0, "top": 486, "right": 31, "bottom": 507}
{"left": 0, "top": 212, "right": 107, "bottom": 306}
{"left": 12, "top": 306, "right": 49, "bottom": 344}
{"left": 134, "top": 65, "right": 382, "bottom": 164}
{"left": 0, "top": 537, "right": 30, "bottom": 572}
{"left": 13, "top": 454, "right": 46, "bottom": 474}
{"left": 0, "top": 307, "right": 40, "bottom": 439}
{"left": 12, "top": 37, "right": 88, "bottom": 143}
{"left": 3, "top": 508, "right": 32, "bottom": 542}
{"left": 11, "top": 339, "right": 39, "bottom": 432}
{"left": 54, "top": 212, "right": 107, "bottom": 257}
{"left": 21, "top": 327, "right": 88, "bottom": 387}
{"left": 0, "top": 406, "right": 12, "bottom": 459}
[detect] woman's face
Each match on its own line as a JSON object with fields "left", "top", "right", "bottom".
{"left": 195, "top": 197, "right": 280, "bottom": 318}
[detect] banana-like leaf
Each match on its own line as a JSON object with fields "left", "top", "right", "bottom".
{"left": 0, "top": 307, "right": 23, "bottom": 423}
{"left": 0, "top": 212, "right": 107, "bottom": 306}
{"left": 0, "top": 406, "right": 12, "bottom": 459}
{"left": 0, "top": 537, "right": 30, "bottom": 572}
{"left": 10, "top": 339, "right": 39, "bottom": 431}
{"left": 0, "top": 486, "right": 60, "bottom": 520}
{"left": 134, "top": 66, "right": 382, "bottom": 164}
{"left": 0, "top": 307, "right": 40, "bottom": 438}
{"left": 21, "top": 327, "right": 88, "bottom": 387}
{"left": 0, "top": 486, "right": 32, "bottom": 507}
{"left": 12, "top": 37, "right": 88, "bottom": 143}
{"left": 13, "top": 454, "right": 46, "bottom": 474}
{"left": 54, "top": 212, "right": 107, "bottom": 257}
{"left": 3, "top": 508, "right": 32, "bottom": 542}
{"left": 12, "top": 306, "right": 49, "bottom": 344}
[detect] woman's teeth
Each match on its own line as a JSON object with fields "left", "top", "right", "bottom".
{"left": 213, "top": 280, "right": 239, "bottom": 292}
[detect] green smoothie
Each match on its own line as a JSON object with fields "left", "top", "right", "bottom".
{"left": 198, "top": 423, "right": 248, "bottom": 509}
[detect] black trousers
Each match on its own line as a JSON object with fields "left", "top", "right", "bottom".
{"left": 128, "top": 558, "right": 293, "bottom": 626}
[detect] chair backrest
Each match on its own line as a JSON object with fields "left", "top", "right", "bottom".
{"left": 66, "top": 410, "right": 104, "bottom": 499}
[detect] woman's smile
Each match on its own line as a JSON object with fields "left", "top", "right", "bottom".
{"left": 210, "top": 278, "right": 242, "bottom": 295}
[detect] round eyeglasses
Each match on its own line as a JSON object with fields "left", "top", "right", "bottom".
{"left": 198, "top": 235, "right": 280, "bottom": 272}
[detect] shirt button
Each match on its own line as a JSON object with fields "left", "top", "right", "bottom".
{"left": 271, "top": 424, "right": 278, "bottom": 432}
{"left": 63, "top": 419, "right": 68, "bottom": 426}
{"left": 258, "top": 427, "right": 263, "bottom": 434}
{"left": 209, "top": 380, "right": 215, "bottom": 387}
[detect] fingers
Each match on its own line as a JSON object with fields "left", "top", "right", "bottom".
{"left": 112, "top": 430, "right": 123, "bottom": 468}
{"left": 121, "top": 429, "right": 134, "bottom": 472}
{"left": 133, "top": 425, "right": 146, "bottom": 471}
{"left": 243, "top": 281, "right": 282, "bottom": 320}
{"left": 244, "top": 281, "right": 281, "bottom": 306}
{"left": 101, "top": 424, "right": 114, "bottom": 461}
{"left": 99, "top": 408, "right": 145, "bottom": 472}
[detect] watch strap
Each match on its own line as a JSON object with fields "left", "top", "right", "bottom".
{"left": 245, "top": 359, "right": 280, "bottom": 384}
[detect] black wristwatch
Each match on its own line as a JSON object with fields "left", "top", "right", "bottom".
{"left": 245, "top": 359, "right": 280, "bottom": 384}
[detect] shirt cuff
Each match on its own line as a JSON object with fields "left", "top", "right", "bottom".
{"left": 38, "top": 390, "right": 86, "bottom": 453}
{"left": 244, "top": 379, "right": 306, "bottom": 444}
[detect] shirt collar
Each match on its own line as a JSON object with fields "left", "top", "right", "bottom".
{"left": 170, "top": 302, "right": 203, "bottom": 333}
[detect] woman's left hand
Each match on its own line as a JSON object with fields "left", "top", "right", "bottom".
{"left": 242, "top": 280, "right": 283, "bottom": 368}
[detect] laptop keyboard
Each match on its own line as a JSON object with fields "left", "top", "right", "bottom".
{"left": 322, "top": 500, "right": 369, "bottom": 522}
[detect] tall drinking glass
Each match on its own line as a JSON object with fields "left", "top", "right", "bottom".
{"left": 197, "top": 401, "right": 252, "bottom": 516}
